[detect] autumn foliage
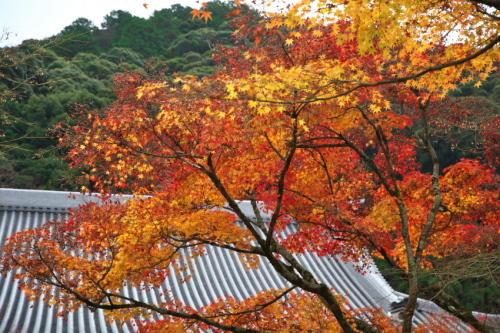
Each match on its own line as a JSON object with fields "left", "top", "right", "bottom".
{"left": 2, "top": 1, "right": 500, "bottom": 332}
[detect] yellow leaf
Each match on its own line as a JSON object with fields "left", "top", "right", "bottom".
{"left": 312, "top": 30, "right": 323, "bottom": 37}
{"left": 298, "top": 119, "right": 309, "bottom": 132}
{"left": 370, "top": 104, "right": 381, "bottom": 113}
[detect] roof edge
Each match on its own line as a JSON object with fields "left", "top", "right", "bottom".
{"left": 0, "top": 188, "right": 133, "bottom": 210}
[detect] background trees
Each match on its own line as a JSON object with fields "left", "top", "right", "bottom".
{"left": 55, "top": 18, "right": 100, "bottom": 59}
{"left": 0, "top": 34, "right": 65, "bottom": 187}
{"left": 0, "top": 1, "right": 242, "bottom": 189}
{"left": 2, "top": 1, "right": 499, "bottom": 332}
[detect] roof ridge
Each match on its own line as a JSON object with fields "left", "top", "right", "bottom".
{"left": 0, "top": 188, "right": 133, "bottom": 210}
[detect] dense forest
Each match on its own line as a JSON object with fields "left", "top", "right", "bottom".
{"left": 0, "top": 0, "right": 244, "bottom": 189}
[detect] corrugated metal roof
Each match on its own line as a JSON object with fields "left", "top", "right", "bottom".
{"left": 0, "top": 188, "right": 495, "bottom": 332}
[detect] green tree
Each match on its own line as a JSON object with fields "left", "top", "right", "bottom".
{"left": 166, "top": 28, "right": 218, "bottom": 58}
{"left": 112, "top": 17, "right": 164, "bottom": 57}
{"left": 95, "top": 10, "right": 134, "bottom": 51}
{"left": 71, "top": 53, "right": 117, "bottom": 80}
{"left": 99, "top": 47, "right": 145, "bottom": 67}
{"left": 54, "top": 18, "right": 100, "bottom": 59}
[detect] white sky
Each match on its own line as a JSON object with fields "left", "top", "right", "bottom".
{"left": 0, "top": 0, "right": 203, "bottom": 47}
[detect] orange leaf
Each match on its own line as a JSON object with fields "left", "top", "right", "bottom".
{"left": 190, "top": 9, "right": 202, "bottom": 19}
{"left": 227, "top": 9, "right": 241, "bottom": 19}
{"left": 190, "top": 9, "right": 212, "bottom": 22}
{"left": 200, "top": 11, "right": 213, "bottom": 22}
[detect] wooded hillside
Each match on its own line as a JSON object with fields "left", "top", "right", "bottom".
{"left": 0, "top": 0, "right": 244, "bottom": 189}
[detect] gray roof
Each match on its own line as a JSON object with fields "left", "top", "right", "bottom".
{"left": 0, "top": 188, "right": 496, "bottom": 332}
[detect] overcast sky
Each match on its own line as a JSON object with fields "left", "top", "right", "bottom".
{"left": 0, "top": 0, "right": 202, "bottom": 47}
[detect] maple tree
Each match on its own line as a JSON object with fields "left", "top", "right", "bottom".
{"left": 2, "top": 1, "right": 500, "bottom": 332}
